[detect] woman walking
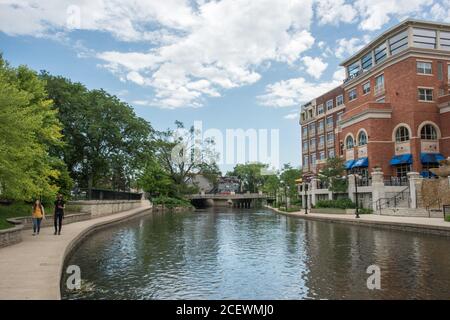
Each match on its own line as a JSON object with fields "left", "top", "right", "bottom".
{"left": 32, "top": 200, "right": 45, "bottom": 236}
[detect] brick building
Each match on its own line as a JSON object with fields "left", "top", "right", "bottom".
{"left": 300, "top": 19, "right": 450, "bottom": 182}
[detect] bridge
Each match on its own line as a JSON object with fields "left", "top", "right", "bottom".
{"left": 186, "top": 193, "right": 273, "bottom": 209}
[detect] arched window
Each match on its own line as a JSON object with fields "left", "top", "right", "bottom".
{"left": 358, "top": 131, "right": 367, "bottom": 146}
{"left": 395, "top": 126, "right": 410, "bottom": 142}
{"left": 346, "top": 136, "right": 354, "bottom": 149}
{"left": 421, "top": 124, "right": 437, "bottom": 140}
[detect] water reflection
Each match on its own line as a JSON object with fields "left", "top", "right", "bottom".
{"left": 62, "top": 208, "right": 450, "bottom": 300}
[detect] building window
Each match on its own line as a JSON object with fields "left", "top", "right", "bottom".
{"left": 319, "top": 135, "right": 325, "bottom": 147}
{"left": 328, "top": 148, "right": 335, "bottom": 158}
{"left": 302, "top": 127, "right": 308, "bottom": 138}
{"left": 374, "top": 42, "right": 387, "bottom": 64}
{"left": 437, "top": 62, "right": 443, "bottom": 81}
{"left": 395, "top": 126, "right": 410, "bottom": 142}
{"left": 396, "top": 164, "right": 411, "bottom": 178}
{"left": 337, "top": 111, "right": 344, "bottom": 123}
{"left": 326, "top": 100, "right": 333, "bottom": 111}
{"left": 358, "top": 131, "right": 368, "bottom": 146}
{"left": 303, "top": 141, "right": 308, "bottom": 152}
{"left": 374, "top": 74, "right": 384, "bottom": 95}
{"left": 310, "top": 138, "right": 316, "bottom": 148}
{"left": 326, "top": 116, "right": 333, "bottom": 128}
{"left": 421, "top": 124, "right": 438, "bottom": 140}
{"left": 336, "top": 95, "right": 344, "bottom": 107}
{"left": 417, "top": 61, "right": 432, "bottom": 75}
{"left": 413, "top": 28, "right": 437, "bottom": 49}
{"left": 389, "top": 30, "right": 409, "bottom": 55}
{"left": 346, "top": 136, "right": 354, "bottom": 149}
{"left": 418, "top": 88, "right": 433, "bottom": 102}
{"left": 361, "top": 52, "right": 373, "bottom": 70}
{"left": 304, "top": 155, "right": 309, "bottom": 168}
{"left": 362, "top": 82, "right": 371, "bottom": 95}
{"left": 441, "top": 31, "right": 450, "bottom": 51}
{"left": 311, "top": 153, "right": 317, "bottom": 166}
{"left": 348, "top": 88, "right": 357, "bottom": 101}
{"left": 318, "top": 120, "right": 324, "bottom": 132}
{"left": 319, "top": 151, "right": 325, "bottom": 160}
{"left": 327, "top": 132, "right": 334, "bottom": 144}
{"left": 317, "top": 104, "right": 324, "bottom": 115}
{"left": 309, "top": 122, "right": 316, "bottom": 135}
{"left": 348, "top": 61, "right": 360, "bottom": 78}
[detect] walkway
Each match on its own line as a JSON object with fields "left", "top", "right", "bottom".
{"left": 0, "top": 204, "right": 151, "bottom": 300}
{"left": 269, "top": 207, "right": 450, "bottom": 236}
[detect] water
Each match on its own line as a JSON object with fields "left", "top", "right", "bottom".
{"left": 62, "top": 209, "right": 450, "bottom": 300}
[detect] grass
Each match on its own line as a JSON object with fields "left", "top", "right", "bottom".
{"left": 0, "top": 202, "right": 31, "bottom": 230}
{"left": 445, "top": 215, "right": 450, "bottom": 222}
{"left": 277, "top": 205, "right": 302, "bottom": 213}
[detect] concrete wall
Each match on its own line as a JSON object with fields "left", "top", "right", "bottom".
{"left": 71, "top": 200, "right": 145, "bottom": 217}
{"left": 0, "top": 225, "right": 23, "bottom": 248}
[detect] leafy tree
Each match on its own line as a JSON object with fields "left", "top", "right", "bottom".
{"left": 138, "top": 159, "right": 173, "bottom": 197}
{"left": 0, "top": 56, "right": 68, "bottom": 200}
{"left": 279, "top": 164, "right": 302, "bottom": 201}
{"left": 318, "top": 157, "right": 347, "bottom": 193}
{"left": 228, "top": 162, "right": 268, "bottom": 193}
{"left": 153, "top": 121, "right": 219, "bottom": 197}
{"left": 41, "top": 73, "right": 153, "bottom": 191}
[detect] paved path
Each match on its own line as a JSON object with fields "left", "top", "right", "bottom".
{"left": 269, "top": 207, "right": 450, "bottom": 235}
{"left": 0, "top": 204, "right": 151, "bottom": 300}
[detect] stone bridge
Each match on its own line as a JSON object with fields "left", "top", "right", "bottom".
{"left": 186, "top": 193, "right": 272, "bottom": 209}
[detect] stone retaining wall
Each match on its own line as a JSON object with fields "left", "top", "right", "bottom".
{"left": 71, "top": 200, "right": 144, "bottom": 217}
{"left": 0, "top": 225, "right": 23, "bottom": 248}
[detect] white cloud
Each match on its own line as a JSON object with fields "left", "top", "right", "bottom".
{"left": 284, "top": 112, "right": 299, "bottom": 120}
{"left": 354, "top": 0, "right": 434, "bottom": 31}
{"left": 95, "top": 0, "right": 315, "bottom": 108}
{"left": 429, "top": 1, "right": 450, "bottom": 22}
{"left": 301, "top": 56, "right": 328, "bottom": 79}
{"left": 257, "top": 67, "right": 344, "bottom": 108}
{"left": 334, "top": 36, "right": 370, "bottom": 59}
{"left": 315, "top": 0, "right": 358, "bottom": 25}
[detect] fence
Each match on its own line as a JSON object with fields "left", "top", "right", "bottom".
{"left": 71, "top": 188, "right": 143, "bottom": 201}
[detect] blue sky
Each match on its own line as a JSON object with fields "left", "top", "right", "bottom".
{"left": 1, "top": 0, "right": 449, "bottom": 173}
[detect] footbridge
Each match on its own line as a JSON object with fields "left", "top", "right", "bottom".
{"left": 187, "top": 193, "right": 273, "bottom": 209}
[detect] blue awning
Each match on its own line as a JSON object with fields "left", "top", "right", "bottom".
{"left": 390, "top": 154, "right": 412, "bottom": 166}
{"left": 352, "top": 157, "right": 369, "bottom": 168}
{"left": 345, "top": 160, "right": 355, "bottom": 169}
{"left": 420, "top": 153, "right": 445, "bottom": 164}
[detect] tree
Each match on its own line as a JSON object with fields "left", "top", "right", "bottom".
{"left": 153, "top": 121, "right": 219, "bottom": 197}
{"left": 138, "top": 159, "right": 173, "bottom": 197}
{"left": 228, "top": 163, "right": 268, "bottom": 193}
{"left": 41, "top": 73, "right": 153, "bottom": 191}
{"left": 318, "top": 157, "right": 347, "bottom": 193}
{"left": 0, "top": 56, "right": 68, "bottom": 200}
{"left": 279, "top": 164, "right": 302, "bottom": 201}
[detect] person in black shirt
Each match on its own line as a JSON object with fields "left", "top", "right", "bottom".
{"left": 54, "top": 194, "right": 65, "bottom": 235}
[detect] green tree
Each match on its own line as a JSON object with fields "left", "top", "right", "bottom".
{"left": 318, "top": 157, "right": 347, "bottom": 193}
{"left": 41, "top": 73, "right": 153, "bottom": 191}
{"left": 138, "top": 159, "right": 173, "bottom": 197}
{"left": 279, "top": 164, "right": 302, "bottom": 201}
{"left": 228, "top": 163, "right": 268, "bottom": 193}
{"left": 0, "top": 56, "right": 67, "bottom": 200}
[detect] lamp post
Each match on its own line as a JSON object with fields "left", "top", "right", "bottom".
{"left": 304, "top": 183, "right": 308, "bottom": 214}
{"left": 354, "top": 174, "right": 360, "bottom": 219}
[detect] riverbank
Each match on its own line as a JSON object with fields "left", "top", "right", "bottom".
{"left": 268, "top": 206, "right": 450, "bottom": 237}
{"left": 0, "top": 202, "right": 151, "bottom": 300}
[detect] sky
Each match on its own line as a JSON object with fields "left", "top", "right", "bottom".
{"left": 1, "top": 0, "right": 449, "bottom": 173}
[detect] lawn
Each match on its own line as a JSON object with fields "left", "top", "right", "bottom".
{"left": 0, "top": 202, "right": 31, "bottom": 230}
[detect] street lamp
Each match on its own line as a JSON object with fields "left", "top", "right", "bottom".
{"left": 354, "top": 174, "right": 360, "bottom": 219}
{"left": 304, "top": 183, "right": 308, "bottom": 215}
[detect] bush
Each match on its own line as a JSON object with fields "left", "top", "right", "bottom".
{"left": 151, "top": 196, "right": 193, "bottom": 209}
{"left": 358, "top": 208, "right": 373, "bottom": 214}
{"left": 445, "top": 214, "right": 450, "bottom": 222}
{"left": 315, "top": 198, "right": 356, "bottom": 209}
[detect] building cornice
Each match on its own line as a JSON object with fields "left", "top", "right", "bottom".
{"left": 340, "top": 109, "right": 392, "bottom": 129}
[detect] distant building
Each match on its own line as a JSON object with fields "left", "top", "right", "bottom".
{"left": 217, "top": 176, "right": 241, "bottom": 194}
{"left": 300, "top": 19, "right": 450, "bottom": 181}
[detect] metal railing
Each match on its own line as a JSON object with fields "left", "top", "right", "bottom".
{"left": 357, "top": 177, "right": 372, "bottom": 187}
{"left": 375, "top": 186, "right": 410, "bottom": 213}
{"left": 71, "top": 188, "right": 143, "bottom": 201}
{"left": 383, "top": 176, "right": 409, "bottom": 186}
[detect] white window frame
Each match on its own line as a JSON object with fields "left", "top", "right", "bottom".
{"left": 418, "top": 87, "right": 434, "bottom": 102}
{"left": 336, "top": 95, "right": 344, "bottom": 107}
{"left": 417, "top": 61, "right": 432, "bottom": 75}
{"left": 348, "top": 88, "right": 357, "bottom": 101}
{"left": 362, "top": 82, "right": 371, "bottom": 95}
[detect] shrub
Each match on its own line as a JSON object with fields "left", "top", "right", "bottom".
{"left": 445, "top": 214, "right": 450, "bottom": 222}
{"left": 358, "top": 208, "right": 373, "bottom": 214}
{"left": 151, "top": 196, "right": 193, "bottom": 209}
{"left": 315, "top": 198, "right": 356, "bottom": 209}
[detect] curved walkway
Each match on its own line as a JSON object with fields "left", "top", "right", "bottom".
{"left": 0, "top": 204, "right": 151, "bottom": 300}
{"left": 269, "top": 207, "right": 450, "bottom": 236}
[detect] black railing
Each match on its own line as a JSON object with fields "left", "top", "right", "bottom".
{"left": 383, "top": 176, "right": 409, "bottom": 186}
{"left": 375, "top": 186, "right": 410, "bottom": 213}
{"left": 71, "top": 188, "right": 142, "bottom": 201}
{"left": 357, "top": 177, "right": 372, "bottom": 187}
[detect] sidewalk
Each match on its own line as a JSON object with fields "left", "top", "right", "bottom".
{"left": 269, "top": 207, "right": 450, "bottom": 236}
{"left": 0, "top": 204, "right": 151, "bottom": 300}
